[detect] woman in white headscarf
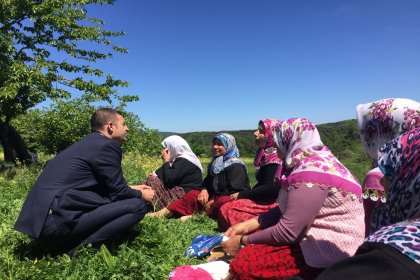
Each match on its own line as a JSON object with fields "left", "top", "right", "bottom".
{"left": 144, "top": 135, "right": 204, "bottom": 219}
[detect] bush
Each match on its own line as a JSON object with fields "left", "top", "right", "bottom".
{"left": 12, "top": 100, "right": 162, "bottom": 156}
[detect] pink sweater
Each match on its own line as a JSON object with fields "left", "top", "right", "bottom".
{"left": 249, "top": 185, "right": 365, "bottom": 268}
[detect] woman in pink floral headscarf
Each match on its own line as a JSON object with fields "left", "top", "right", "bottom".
{"left": 222, "top": 118, "right": 365, "bottom": 280}
{"left": 356, "top": 98, "right": 420, "bottom": 235}
{"left": 316, "top": 127, "right": 420, "bottom": 280}
{"left": 218, "top": 119, "right": 283, "bottom": 231}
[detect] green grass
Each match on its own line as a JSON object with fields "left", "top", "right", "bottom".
{"left": 0, "top": 154, "right": 368, "bottom": 279}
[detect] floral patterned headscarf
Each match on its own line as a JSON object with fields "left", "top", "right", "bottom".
{"left": 357, "top": 98, "right": 420, "bottom": 206}
{"left": 209, "top": 133, "right": 245, "bottom": 175}
{"left": 254, "top": 119, "right": 282, "bottom": 168}
{"left": 273, "top": 118, "right": 362, "bottom": 196}
{"left": 377, "top": 128, "right": 420, "bottom": 224}
{"left": 356, "top": 98, "right": 420, "bottom": 163}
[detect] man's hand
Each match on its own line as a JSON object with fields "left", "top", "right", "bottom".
{"left": 140, "top": 188, "right": 155, "bottom": 202}
{"left": 131, "top": 185, "right": 155, "bottom": 202}
{"left": 131, "top": 184, "right": 152, "bottom": 191}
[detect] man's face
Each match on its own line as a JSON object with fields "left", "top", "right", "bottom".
{"left": 111, "top": 114, "right": 129, "bottom": 144}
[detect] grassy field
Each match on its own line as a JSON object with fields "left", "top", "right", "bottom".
{"left": 0, "top": 153, "right": 369, "bottom": 279}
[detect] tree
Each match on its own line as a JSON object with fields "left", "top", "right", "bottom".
{"left": 0, "top": 0, "right": 137, "bottom": 164}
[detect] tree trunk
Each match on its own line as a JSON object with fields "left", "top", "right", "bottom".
{"left": 0, "top": 121, "right": 34, "bottom": 165}
{"left": 0, "top": 121, "right": 16, "bottom": 164}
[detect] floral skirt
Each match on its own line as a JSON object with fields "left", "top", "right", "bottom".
{"left": 143, "top": 175, "right": 185, "bottom": 211}
{"left": 218, "top": 199, "right": 278, "bottom": 231}
{"left": 230, "top": 244, "right": 323, "bottom": 280}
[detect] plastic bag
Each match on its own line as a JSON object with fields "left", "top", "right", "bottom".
{"left": 184, "top": 234, "right": 224, "bottom": 258}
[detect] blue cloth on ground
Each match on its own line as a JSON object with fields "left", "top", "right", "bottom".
{"left": 184, "top": 234, "right": 224, "bottom": 258}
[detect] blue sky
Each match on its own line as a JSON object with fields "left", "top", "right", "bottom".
{"left": 86, "top": 0, "right": 420, "bottom": 132}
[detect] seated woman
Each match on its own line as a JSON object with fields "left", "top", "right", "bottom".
{"left": 144, "top": 135, "right": 204, "bottom": 219}
{"left": 316, "top": 128, "right": 420, "bottom": 280}
{"left": 222, "top": 118, "right": 365, "bottom": 280}
{"left": 356, "top": 98, "right": 420, "bottom": 235}
{"left": 198, "top": 133, "right": 251, "bottom": 221}
{"left": 218, "top": 119, "right": 282, "bottom": 231}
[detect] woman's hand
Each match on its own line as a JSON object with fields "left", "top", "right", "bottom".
{"left": 230, "top": 192, "right": 239, "bottom": 201}
{"left": 198, "top": 189, "right": 209, "bottom": 205}
{"left": 204, "top": 199, "right": 214, "bottom": 210}
{"left": 221, "top": 235, "right": 242, "bottom": 256}
{"left": 225, "top": 219, "right": 260, "bottom": 237}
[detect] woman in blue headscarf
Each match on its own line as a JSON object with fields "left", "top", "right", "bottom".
{"left": 198, "top": 133, "right": 251, "bottom": 220}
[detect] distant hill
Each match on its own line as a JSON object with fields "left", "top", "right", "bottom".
{"left": 158, "top": 119, "right": 370, "bottom": 165}
{"left": 158, "top": 132, "right": 174, "bottom": 138}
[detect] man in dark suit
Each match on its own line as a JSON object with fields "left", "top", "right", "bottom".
{"left": 15, "top": 108, "right": 155, "bottom": 254}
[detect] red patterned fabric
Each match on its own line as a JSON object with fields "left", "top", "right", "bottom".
{"left": 218, "top": 199, "right": 278, "bottom": 231}
{"left": 230, "top": 244, "right": 323, "bottom": 280}
{"left": 167, "top": 190, "right": 203, "bottom": 216}
{"left": 143, "top": 175, "right": 185, "bottom": 211}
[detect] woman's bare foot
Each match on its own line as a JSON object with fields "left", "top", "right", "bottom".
{"left": 179, "top": 215, "right": 193, "bottom": 222}
{"left": 146, "top": 207, "right": 170, "bottom": 218}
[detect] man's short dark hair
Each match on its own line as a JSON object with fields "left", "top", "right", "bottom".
{"left": 91, "top": 108, "right": 123, "bottom": 132}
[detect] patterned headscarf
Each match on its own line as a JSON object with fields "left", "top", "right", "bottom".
{"left": 273, "top": 118, "right": 362, "bottom": 196}
{"left": 254, "top": 119, "right": 282, "bottom": 168}
{"left": 357, "top": 98, "right": 420, "bottom": 205}
{"left": 366, "top": 219, "right": 420, "bottom": 264}
{"left": 162, "top": 135, "right": 203, "bottom": 172}
{"left": 356, "top": 98, "right": 420, "bottom": 163}
{"left": 208, "top": 133, "right": 245, "bottom": 175}
{"left": 377, "top": 128, "right": 420, "bottom": 224}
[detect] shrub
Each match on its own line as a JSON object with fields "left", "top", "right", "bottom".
{"left": 12, "top": 100, "right": 162, "bottom": 156}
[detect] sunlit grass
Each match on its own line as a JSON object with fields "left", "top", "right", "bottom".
{"left": 0, "top": 153, "right": 368, "bottom": 278}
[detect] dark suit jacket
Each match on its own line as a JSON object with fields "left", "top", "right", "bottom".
{"left": 14, "top": 132, "right": 141, "bottom": 239}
